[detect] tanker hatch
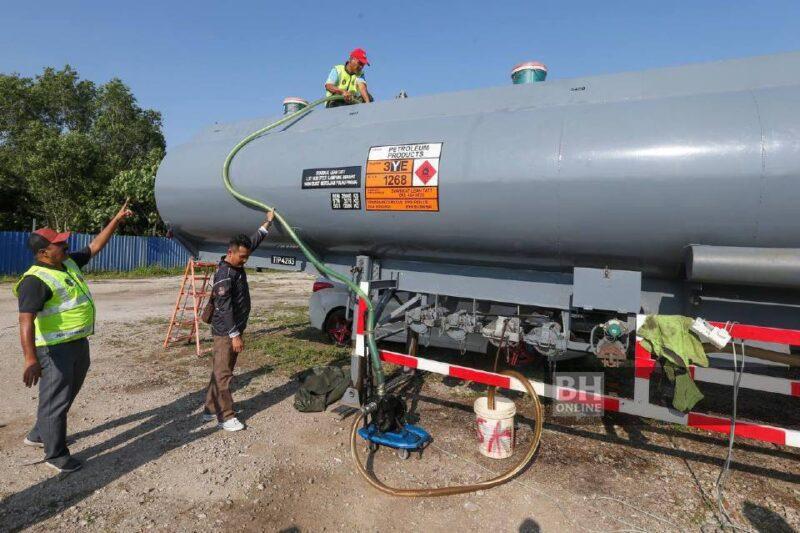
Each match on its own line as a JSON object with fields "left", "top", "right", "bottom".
{"left": 511, "top": 61, "right": 547, "bottom": 84}
{"left": 282, "top": 97, "right": 309, "bottom": 115}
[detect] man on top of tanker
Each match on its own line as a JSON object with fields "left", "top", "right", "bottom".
{"left": 324, "top": 48, "right": 372, "bottom": 108}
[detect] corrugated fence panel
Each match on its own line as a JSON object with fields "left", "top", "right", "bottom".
{"left": 0, "top": 232, "right": 190, "bottom": 275}
{"left": 0, "top": 232, "right": 31, "bottom": 276}
{"left": 147, "top": 237, "right": 191, "bottom": 268}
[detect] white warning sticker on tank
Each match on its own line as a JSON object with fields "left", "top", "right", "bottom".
{"left": 366, "top": 142, "right": 442, "bottom": 212}
{"left": 368, "top": 143, "right": 442, "bottom": 161}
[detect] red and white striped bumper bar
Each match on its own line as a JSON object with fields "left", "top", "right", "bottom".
{"left": 354, "top": 292, "right": 800, "bottom": 448}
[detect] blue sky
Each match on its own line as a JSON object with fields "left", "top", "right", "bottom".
{"left": 3, "top": 1, "right": 799, "bottom": 148}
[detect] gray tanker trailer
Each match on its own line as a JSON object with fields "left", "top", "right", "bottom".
{"left": 155, "top": 52, "right": 800, "bottom": 359}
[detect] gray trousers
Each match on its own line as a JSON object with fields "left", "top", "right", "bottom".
{"left": 27, "top": 338, "right": 90, "bottom": 466}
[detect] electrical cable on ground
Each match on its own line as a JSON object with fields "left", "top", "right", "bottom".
{"left": 712, "top": 325, "right": 755, "bottom": 532}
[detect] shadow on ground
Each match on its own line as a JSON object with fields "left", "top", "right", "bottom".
{"left": 742, "top": 501, "right": 796, "bottom": 533}
{"left": 0, "top": 366, "right": 296, "bottom": 532}
{"left": 412, "top": 391, "right": 800, "bottom": 485}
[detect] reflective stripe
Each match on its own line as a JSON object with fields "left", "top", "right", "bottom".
{"left": 35, "top": 324, "right": 94, "bottom": 344}
{"left": 31, "top": 268, "right": 70, "bottom": 302}
{"left": 36, "top": 294, "right": 91, "bottom": 317}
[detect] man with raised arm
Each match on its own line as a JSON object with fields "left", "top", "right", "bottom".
{"left": 14, "top": 202, "right": 133, "bottom": 473}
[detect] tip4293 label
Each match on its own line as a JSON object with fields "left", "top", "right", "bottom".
{"left": 365, "top": 143, "right": 441, "bottom": 211}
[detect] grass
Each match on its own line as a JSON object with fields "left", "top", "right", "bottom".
{"left": 0, "top": 264, "right": 293, "bottom": 283}
{"left": 244, "top": 305, "right": 350, "bottom": 373}
{"left": 0, "top": 264, "right": 186, "bottom": 283}
{"left": 82, "top": 265, "right": 187, "bottom": 279}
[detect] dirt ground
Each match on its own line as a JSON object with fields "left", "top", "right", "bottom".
{"left": 0, "top": 273, "right": 798, "bottom": 532}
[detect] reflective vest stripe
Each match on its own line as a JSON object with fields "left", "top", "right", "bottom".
{"left": 36, "top": 294, "right": 91, "bottom": 318}
{"left": 34, "top": 324, "right": 94, "bottom": 344}
{"left": 30, "top": 268, "right": 71, "bottom": 303}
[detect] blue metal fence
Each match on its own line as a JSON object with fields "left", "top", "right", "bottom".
{"left": 0, "top": 231, "right": 191, "bottom": 275}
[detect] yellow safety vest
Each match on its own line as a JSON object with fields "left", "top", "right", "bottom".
{"left": 325, "top": 64, "right": 363, "bottom": 98}
{"left": 13, "top": 258, "right": 95, "bottom": 347}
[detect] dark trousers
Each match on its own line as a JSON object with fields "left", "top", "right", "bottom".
{"left": 27, "top": 338, "right": 90, "bottom": 466}
{"left": 204, "top": 336, "right": 239, "bottom": 421}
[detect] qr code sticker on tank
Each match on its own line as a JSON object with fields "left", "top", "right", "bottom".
{"left": 330, "top": 192, "right": 361, "bottom": 210}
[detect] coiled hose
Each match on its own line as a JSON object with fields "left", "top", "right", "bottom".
{"left": 350, "top": 369, "right": 543, "bottom": 497}
{"left": 221, "top": 94, "right": 385, "bottom": 394}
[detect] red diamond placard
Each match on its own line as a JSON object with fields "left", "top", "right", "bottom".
{"left": 415, "top": 160, "right": 436, "bottom": 184}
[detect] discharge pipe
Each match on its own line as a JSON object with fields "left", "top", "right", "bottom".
{"left": 686, "top": 245, "right": 800, "bottom": 289}
{"left": 221, "top": 94, "right": 386, "bottom": 394}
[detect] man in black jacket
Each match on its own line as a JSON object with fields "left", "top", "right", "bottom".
{"left": 203, "top": 210, "right": 274, "bottom": 431}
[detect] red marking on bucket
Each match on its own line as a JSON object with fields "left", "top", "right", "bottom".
{"left": 486, "top": 420, "right": 512, "bottom": 453}
{"left": 475, "top": 417, "right": 486, "bottom": 443}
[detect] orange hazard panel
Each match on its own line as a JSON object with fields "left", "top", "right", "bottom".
{"left": 365, "top": 173, "right": 413, "bottom": 188}
{"left": 366, "top": 159, "right": 413, "bottom": 174}
{"left": 366, "top": 198, "right": 439, "bottom": 211}
{"left": 365, "top": 187, "right": 438, "bottom": 199}
{"left": 365, "top": 144, "right": 442, "bottom": 212}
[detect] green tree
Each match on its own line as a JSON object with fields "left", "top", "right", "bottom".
{"left": 0, "top": 65, "right": 166, "bottom": 233}
{"left": 86, "top": 147, "right": 165, "bottom": 235}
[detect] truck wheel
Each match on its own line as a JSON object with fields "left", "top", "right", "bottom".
{"left": 324, "top": 308, "right": 352, "bottom": 347}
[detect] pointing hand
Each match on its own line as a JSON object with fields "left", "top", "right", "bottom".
{"left": 115, "top": 199, "right": 133, "bottom": 222}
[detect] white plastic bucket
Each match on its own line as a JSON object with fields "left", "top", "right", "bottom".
{"left": 474, "top": 395, "right": 516, "bottom": 459}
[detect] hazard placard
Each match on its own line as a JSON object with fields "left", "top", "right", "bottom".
{"left": 365, "top": 143, "right": 441, "bottom": 211}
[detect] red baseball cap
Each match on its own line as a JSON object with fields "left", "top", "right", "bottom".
{"left": 33, "top": 228, "right": 71, "bottom": 244}
{"left": 350, "top": 48, "right": 370, "bottom": 66}
{"left": 28, "top": 227, "right": 71, "bottom": 253}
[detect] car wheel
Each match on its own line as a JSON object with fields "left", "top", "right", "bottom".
{"left": 324, "top": 308, "right": 352, "bottom": 347}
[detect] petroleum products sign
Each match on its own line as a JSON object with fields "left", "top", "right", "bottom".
{"left": 365, "top": 143, "right": 441, "bottom": 211}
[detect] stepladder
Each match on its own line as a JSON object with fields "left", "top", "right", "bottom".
{"left": 164, "top": 259, "right": 217, "bottom": 356}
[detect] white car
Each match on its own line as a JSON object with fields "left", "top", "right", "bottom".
{"left": 309, "top": 279, "right": 489, "bottom": 353}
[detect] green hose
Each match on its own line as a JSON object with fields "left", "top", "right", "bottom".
{"left": 222, "top": 94, "right": 386, "bottom": 394}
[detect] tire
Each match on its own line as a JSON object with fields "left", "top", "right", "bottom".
{"left": 324, "top": 308, "right": 352, "bottom": 347}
